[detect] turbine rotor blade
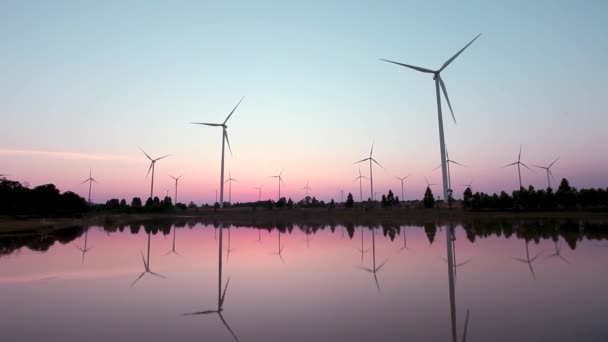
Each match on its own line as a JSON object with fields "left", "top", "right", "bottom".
{"left": 520, "top": 162, "right": 535, "bottom": 173}
{"left": 224, "top": 129, "right": 233, "bottom": 156}
{"left": 518, "top": 145, "right": 522, "bottom": 162}
{"left": 145, "top": 163, "right": 153, "bottom": 180}
{"left": 190, "top": 122, "right": 222, "bottom": 127}
{"left": 439, "top": 33, "right": 482, "bottom": 72}
{"left": 438, "top": 75, "right": 456, "bottom": 124}
{"left": 450, "top": 160, "right": 467, "bottom": 167}
{"left": 503, "top": 162, "right": 518, "bottom": 168}
{"left": 138, "top": 146, "right": 152, "bottom": 161}
{"left": 155, "top": 154, "right": 171, "bottom": 161}
{"left": 371, "top": 158, "right": 383, "bottom": 168}
{"left": 354, "top": 157, "right": 370, "bottom": 164}
{"left": 549, "top": 157, "right": 560, "bottom": 168}
{"left": 379, "top": 59, "right": 434, "bottom": 73}
{"left": 224, "top": 97, "right": 245, "bottom": 125}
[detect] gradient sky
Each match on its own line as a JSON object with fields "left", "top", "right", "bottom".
{"left": 1, "top": 1, "right": 607, "bottom": 204}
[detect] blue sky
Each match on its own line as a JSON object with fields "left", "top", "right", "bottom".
{"left": 1, "top": 1, "right": 607, "bottom": 203}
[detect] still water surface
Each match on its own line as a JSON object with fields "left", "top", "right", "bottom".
{"left": 1, "top": 220, "right": 607, "bottom": 341}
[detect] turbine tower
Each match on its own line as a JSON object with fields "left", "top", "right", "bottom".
{"left": 354, "top": 167, "right": 369, "bottom": 202}
{"left": 394, "top": 175, "right": 410, "bottom": 202}
{"left": 139, "top": 147, "right": 170, "bottom": 200}
{"left": 270, "top": 169, "right": 285, "bottom": 200}
{"left": 300, "top": 180, "right": 312, "bottom": 197}
{"left": 191, "top": 97, "right": 244, "bottom": 208}
{"left": 81, "top": 169, "right": 99, "bottom": 205}
{"left": 169, "top": 174, "right": 183, "bottom": 204}
{"left": 381, "top": 33, "right": 481, "bottom": 202}
{"left": 253, "top": 185, "right": 264, "bottom": 201}
{"left": 224, "top": 171, "right": 238, "bottom": 204}
{"left": 354, "top": 142, "right": 383, "bottom": 201}
{"left": 504, "top": 145, "right": 534, "bottom": 189}
{"left": 532, "top": 158, "right": 559, "bottom": 189}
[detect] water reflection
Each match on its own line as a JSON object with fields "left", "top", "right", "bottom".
{"left": 224, "top": 226, "right": 235, "bottom": 263}
{"left": 357, "top": 227, "right": 388, "bottom": 293}
{"left": 131, "top": 231, "right": 166, "bottom": 287}
{"left": 512, "top": 240, "right": 542, "bottom": 280}
{"left": 272, "top": 229, "right": 285, "bottom": 263}
{"left": 356, "top": 226, "right": 370, "bottom": 264}
{"left": 445, "top": 224, "right": 471, "bottom": 342}
{"left": 442, "top": 226, "right": 471, "bottom": 281}
{"left": 184, "top": 224, "right": 239, "bottom": 341}
{"left": 164, "top": 225, "right": 180, "bottom": 256}
{"left": 544, "top": 240, "right": 569, "bottom": 264}
{"left": 74, "top": 226, "right": 93, "bottom": 264}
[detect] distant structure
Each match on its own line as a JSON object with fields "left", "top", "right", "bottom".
{"left": 81, "top": 169, "right": 99, "bottom": 205}
{"left": 224, "top": 171, "right": 238, "bottom": 204}
{"left": 270, "top": 169, "right": 285, "bottom": 200}
{"left": 253, "top": 185, "right": 263, "bottom": 201}
{"left": 354, "top": 167, "right": 369, "bottom": 202}
{"left": 300, "top": 180, "right": 312, "bottom": 197}
{"left": 533, "top": 158, "right": 559, "bottom": 189}
{"left": 394, "top": 175, "right": 410, "bottom": 201}
{"left": 169, "top": 174, "right": 183, "bottom": 204}
{"left": 355, "top": 142, "right": 383, "bottom": 201}
{"left": 435, "top": 147, "right": 466, "bottom": 191}
{"left": 504, "top": 144, "right": 534, "bottom": 189}
{"left": 138, "top": 146, "right": 170, "bottom": 199}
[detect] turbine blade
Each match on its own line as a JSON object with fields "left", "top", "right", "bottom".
{"left": 503, "top": 162, "right": 518, "bottom": 168}
{"left": 434, "top": 163, "right": 443, "bottom": 171}
{"left": 370, "top": 141, "right": 374, "bottom": 157}
{"left": 92, "top": 178, "right": 99, "bottom": 184}
{"left": 183, "top": 310, "right": 217, "bottom": 316}
{"left": 462, "top": 309, "right": 470, "bottom": 342}
{"left": 450, "top": 160, "right": 467, "bottom": 167}
{"left": 379, "top": 59, "right": 434, "bottom": 73}
{"left": 549, "top": 157, "right": 559, "bottom": 168}
{"left": 518, "top": 145, "right": 522, "bottom": 162}
{"left": 224, "top": 129, "right": 233, "bottom": 156}
{"left": 145, "top": 163, "right": 153, "bottom": 180}
{"left": 224, "top": 97, "right": 245, "bottom": 125}
{"left": 81, "top": 179, "right": 89, "bottom": 184}
{"left": 155, "top": 154, "right": 171, "bottom": 161}
{"left": 138, "top": 146, "right": 152, "bottom": 161}
{"left": 439, "top": 33, "right": 482, "bottom": 72}
{"left": 190, "top": 122, "right": 222, "bottom": 126}
{"left": 354, "top": 157, "right": 369, "bottom": 164}
{"left": 438, "top": 75, "right": 456, "bottom": 124}
{"left": 371, "top": 158, "right": 383, "bottom": 168}
{"left": 521, "top": 162, "right": 535, "bottom": 173}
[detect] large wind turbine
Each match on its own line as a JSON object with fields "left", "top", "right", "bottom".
{"left": 191, "top": 97, "right": 244, "bottom": 208}
{"left": 81, "top": 169, "right": 99, "bottom": 205}
{"left": 270, "top": 169, "right": 285, "bottom": 200}
{"left": 139, "top": 147, "right": 170, "bottom": 199}
{"left": 381, "top": 33, "right": 481, "bottom": 202}
{"left": 532, "top": 157, "right": 559, "bottom": 189}
{"left": 300, "top": 180, "right": 312, "bottom": 198}
{"left": 394, "top": 175, "right": 410, "bottom": 201}
{"left": 504, "top": 145, "right": 534, "bottom": 189}
{"left": 253, "top": 185, "right": 263, "bottom": 201}
{"left": 169, "top": 174, "right": 183, "bottom": 204}
{"left": 354, "top": 142, "right": 383, "bottom": 201}
{"left": 224, "top": 171, "right": 238, "bottom": 204}
{"left": 354, "top": 167, "right": 368, "bottom": 202}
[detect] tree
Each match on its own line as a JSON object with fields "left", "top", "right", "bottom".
{"left": 287, "top": 198, "right": 294, "bottom": 209}
{"left": 131, "top": 197, "right": 142, "bottom": 208}
{"left": 345, "top": 193, "right": 354, "bottom": 208}
{"left": 462, "top": 187, "right": 473, "bottom": 209}
{"left": 423, "top": 187, "right": 435, "bottom": 208}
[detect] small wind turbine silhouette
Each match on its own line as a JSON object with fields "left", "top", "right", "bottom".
{"left": 513, "top": 240, "right": 542, "bottom": 280}
{"left": 224, "top": 171, "right": 238, "bottom": 204}
{"left": 300, "top": 180, "right": 312, "bottom": 197}
{"left": 138, "top": 147, "right": 171, "bottom": 199}
{"left": 354, "top": 167, "right": 369, "bottom": 202}
{"left": 394, "top": 175, "right": 410, "bottom": 202}
{"left": 532, "top": 157, "right": 559, "bottom": 189}
{"left": 354, "top": 141, "right": 383, "bottom": 201}
{"left": 191, "top": 97, "right": 244, "bottom": 208}
{"left": 81, "top": 169, "right": 99, "bottom": 205}
{"left": 169, "top": 174, "right": 183, "bottom": 204}
{"left": 435, "top": 147, "right": 466, "bottom": 190}
{"left": 356, "top": 228, "right": 388, "bottom": 293}
{"left": 253, "top": 185, "right": 263, "bottom": 201}
{"left": 460, "top": 180, "right": 474, "bottom": 192}
{"left": 131, "top": 232, "right": 166, "bottom": 287}
{"left": 381, "top": 33, "right": 482, "bottom": 203}
{"left": 425, "top": 177, "right": 438, "bottom": 188}
{"left": 270, "top": 169, "right": 285, "bottom": 200}
{"left": 504, "top": 145, "right": 534, "bottom": 189}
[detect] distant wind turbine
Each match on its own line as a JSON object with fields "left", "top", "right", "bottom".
{"left": 394, "top": 175, "right": 410, "bottom": 201}
{"left": 300, "top": 180, "right": 312, "bottom": 197}
{"left": 81, "top": 169, "right": 99, "bottom": 205}
{"left": 504, "top": 145, "right": 534, "bottom": 189}
{"left": 191, "top": 97, "right": 244, "bottom": 208}
{"left": 169, "top": 174, "right": 183, "bottom": 204}
{"left": 381, "top": 33, "right": 482, "bottom": 202}
{"left": 131, "top": 232, "right": 166, "bottom": 287}
{"left": 354, "top": 142, "right": 383, "bottom": 201}
{"left": 270, "top": 169, "right": 285, "bottom": 200}
{"left": 435, "top": 147, "right": 466, "bottom": 190}
{"left": 354, "top": 167, "right": 369, "bottom": 202}
{"left": 460, "top": 180, "right": 474, "bottom": 192}
{"left": 139, "top": 147, "right": 170, "bottom": 199}
{"left": 425, "top": 177, "right": 438, "bottom": 188}
{"left": 532, "top": 157, "right": 559, "bottom": 189}
{"left": 224, "top": 171, "right": 238, "bottom": 204}
{"left": 253, "top": 185, "right": 263, "bottom": 201}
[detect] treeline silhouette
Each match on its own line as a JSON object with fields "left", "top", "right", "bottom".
{"left": 0, "top": 179, "right": 88, "bottom": 217}
{"left": 2, "top": 218, "right": 606, "bottom": 257}
{"left": 462, "top": 178, "right": 608, "bottom": 211}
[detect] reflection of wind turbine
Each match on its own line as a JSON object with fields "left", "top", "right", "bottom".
{"left": 354, "top": 142, "right": 383, "bottom": 201}
{"left": 356, "top": 227, "right": 370, "bottom": 264}
{"left": 441, "top": 227, "right": 471, "bottom": 280}
{"left": 169, "top": 175, "right": 183, "bottom": 204}
{"left": 381, "top": 33, "right": 481, "bottom": 203}
{"left": 81, "top": 169, "right": 99, "bottom": 205}
{"left": 184, "top": 224, "right": 239, "bottom": 342}
{"left": 165, "top": 226, "right": 180, "bottom": 256}
{"left": 399, "top": 227, "right": 411, "bottom": 252}
{"left": 131, "top": 232, "right": 166, "bottom": 287}
{"left": 224, "top": 226, "right": 236, "bottom": 263}
{"left": 395, "top": 175, "right": 410, "bottom": 201}
{"left": 224, "top": 171, "right": 238, "bottom": 204}
{"left": 270, "top": 169, "right": 285, "bottom": 200}
{"left": 445, "top": 224, "right": 471, "bottom": 342}
{"left": 544, "top": 240, "right": 569, "bottom": 264}
{"left": 504, "top": 145, "right": 534, "bottom": 189}
{"left": 435, "top": 147, "right": 466, "bottom": 190}
{"left": 300, "top": 180, "right": 312, "bottom": 197}
{"left": 75, "top": 227, "right": 93, "bottom": 264}
{"left": 532, "top": 158, "right": 559, "bottom": 189}
{"left": 357, "top": 228, "right": 388, "bottom": 293}
{"left": 513, "top": 240, "right": 542, "bottom": 280}
{"left": 354, "top": 167, "right": 369, "bottom": 202}
{"left": 191, "top": 97, "right": 244, "bottom": 209}
{"left": 271, "top": 230, "right": 285, "bottom": 264}
{"left": 253, "top": 185, "right": 263, "bottom": 201}
{"left": 139, "top": 147, "right": 171, "bottom": 199}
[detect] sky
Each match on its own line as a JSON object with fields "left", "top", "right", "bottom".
{"left": 1, "top": 0, "right": 607, "bottom": 204}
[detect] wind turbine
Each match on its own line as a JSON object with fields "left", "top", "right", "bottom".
{"left": 354, "top": 167, "right": 369, "bottom": 202}
{"left": 513, "top": 240, "right": 542, "bottom": 280}
{"left": 139, "top": 147, "right": 171, "bottom": 199}
{"left": 191, "top": 97, "right": 244, "bottom": 208}
{"left": 165, "top": 225, "right": 180, "bottom": 256}
{"left": 300, "top": 180, "right": 312, "bottom": 197}
{"left": 356, "top": 227, "right": 388, "bottom": 293}
{"left": 544, "top": 240, "right": 569, "bottom": 264}
{"left": 394, "top": 175, "right": 410, "bottom": 202}
{"left": 253, "top": 185, "right": 264, "bottom": 201}
{"left": 270, "top": 169, "right": 285, "bottom": 200}
{"left": 224, "top": 171, "right": 238, "bottom": 204}
{"left": 354, "top": 142, "right": 383, "bottom": 201}
{"left": 425, "top": 177, "right": 438, "bottom": 188}
{"left": 532, "top": 157, "right": 559, "bottom": 189}
{"left": 356, "top": 227, "right": 370, "bottom": 264}
{"left": 81, "top": 169, "right": 99, "bottom": 205}
{"left": 445, "top": 224, "right": 471, "bottom": 342}
{"left": 74, "top": 227, "right": 93, "bottom": 264}
{"left": 131, "top": 231, "right": 166, "bottom": 287}
{"left": 381, "top": 33, "right": 482, "bottom": 202}
{"left": 460, "top": 180, "right": 474, "bottom": 192}
{"left": 504, "top": 145, "right": 535, "bottom": 189}
{"left": 169, "top": 174, "right": 183, "bottom": 204}
{"left": 272, "top": 230, "right": 285, "bottom": 264}
{"left": 435, "top": 147, "right": 466, "bottom": 191}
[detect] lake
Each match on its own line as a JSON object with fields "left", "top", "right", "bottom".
{"left": 1, "top": 218, "right": 607, "bottom": 341}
